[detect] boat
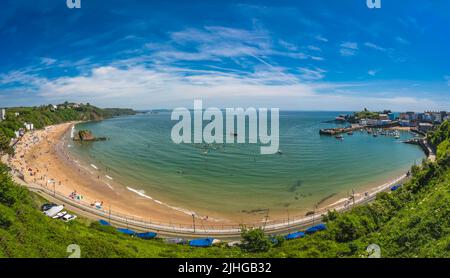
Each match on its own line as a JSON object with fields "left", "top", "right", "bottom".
{"left": 285, "top": 231, "right": 306, "bottom": 240}
{"left": 227, "top": 241, "right": 241, "bottom": 247}
{"left": 335, "top": 116, "right": 346, "bottom": 122}
{"left": 116, "top": 228, "right": 136, "bottom": 235}
{"left": 305, "top": 223, "right": 327, "bottom": 235}
{"left": 44, "top": 205, "right": 64, "bottom": 217}
{"left": 277, "top": 150, "right": 283, "bottom": 155}
{"left": 347, "top": 131, "right": 353, "bottom": 135}
{"left": 189, "top": 238, "right": 214, "bottom": 247}
{"left": 165, "top": 238, "right": 188, "bottom": 245}
{"left": 98, "top": 219, "right": 111, "bottom": 226}
{"left": 136, "top": 232, "right": 157, "bottom": 239}
{"left": 335, "top": 135, "right": 344, "bottom": 140}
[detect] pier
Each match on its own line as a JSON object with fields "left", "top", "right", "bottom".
{"left": 319, "top": 125, "right": 361, "bottom": 135}
{"left": 402, "top": 138, "right": 436, "bottom": 162}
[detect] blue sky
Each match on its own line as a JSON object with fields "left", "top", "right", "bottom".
{"left": 0, "top": 0, "right": 449, "bottom": 111}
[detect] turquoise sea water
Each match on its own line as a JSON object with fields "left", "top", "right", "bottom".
{"left": 69, "top": 111, "right": 425, "bottom": 219}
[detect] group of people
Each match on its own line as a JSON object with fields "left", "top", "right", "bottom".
{"left": 69, "top": 190, "right": 84, "bottom": 201}
{"left": 90, "top": 201, "right": 104, "bottom": 209}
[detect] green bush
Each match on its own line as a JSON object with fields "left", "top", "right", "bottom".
{"left": 240, "top": 228, "right": 271, "bottom": 253}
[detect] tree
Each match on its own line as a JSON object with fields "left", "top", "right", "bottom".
{"left": 0, "top": 132, "right": 12, "bottom": 154}
{"left": 240, "top": 227, "right": 271, "bottom": 253}
{"left": 323, "top": 210, "right": 339, "bottom": 222}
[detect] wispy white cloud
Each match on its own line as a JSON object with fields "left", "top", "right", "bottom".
{"left": 395, "top": 37, "right": 410, "bottom": 45}
{"left": 315, "top": 35, "right": 328, "bottom": 42}
{"left": 340, "top": 42, "right": 358, "bottom": 56}
{"left": 364, "top": 42, "right": 386, "bottom": 52}
{"left": 278, "top": 39, "right": 298, "bottom": 51}
{"left": 40, "top": 57, "right": 57, "bottom": 66}
{"left": 307, "top": 45, "right": 321, "bottom": 52}
{"left": 368, "top": 69, "right": 379, "bottom": 76}
{"left": 3, "top": 63, "right": 442, "bottom": 111}
{"left": 298, "top": 67, "right": 326, "bottom": 80}
{"left": 153, "top": 26, "right": 312, "bottom": 63}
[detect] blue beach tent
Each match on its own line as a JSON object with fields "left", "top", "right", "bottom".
{"left": 136, "top": 232, "right": 157, "bottom": 239}
{"left": 391, "top": 184, "right": 401, "bottom": 191}
{"left": 285, "top": 231, "right": 306, "bottom": 240}
{"left": 189, "top": 238, "right": 214, "bottom": 247}
{"left": 117, "top": 228, "right": 136, "bottom": 235}
{"left": 98, "top": 219, "right": 111, "bottom": 226}
{"left": 305, "top": 223, "right": 327, "bottom": 234}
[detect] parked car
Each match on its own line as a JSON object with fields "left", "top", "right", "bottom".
{"left": 41, "top": 203, "right": 56, "bottom": 212}
{"left": 62, "top": 214, "right": 77, "bottom": 222}
{"left": 52, "top": 211, "right": 67, "bottom": 219}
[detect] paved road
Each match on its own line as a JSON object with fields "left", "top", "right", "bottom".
{"left": 15, "top": 173, "right": 405, "bottom": 240}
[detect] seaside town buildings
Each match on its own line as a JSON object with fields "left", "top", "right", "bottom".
{"left": 358, "top": 110, "right": 449, "bottom": 131}
{"left": 323, "top": 110, "right": 449, "bottom": 136}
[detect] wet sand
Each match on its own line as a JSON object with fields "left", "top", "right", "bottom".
{"left": 8, "top": 122, "right": 206, "bottom": 225}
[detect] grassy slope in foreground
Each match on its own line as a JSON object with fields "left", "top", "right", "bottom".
{"left": 0, "top": 122, "right": 449, "bottom": 258}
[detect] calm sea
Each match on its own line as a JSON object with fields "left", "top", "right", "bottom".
{"left": 69, "top": 111, "right": 424, "bottom": 219}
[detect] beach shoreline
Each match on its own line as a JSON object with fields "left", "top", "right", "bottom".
{"left": 7, "top": 121, "right": 415, "bottom": 228}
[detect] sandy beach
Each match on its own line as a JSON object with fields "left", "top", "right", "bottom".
{"left": 7, "top": 122, "right": 413, "bottom": 227}
{"left": 8, "top": 122, "right": 204, "bottom": 225}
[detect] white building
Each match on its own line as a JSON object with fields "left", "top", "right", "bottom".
{"left": 0, "top": 108, "right": 5, "bottom": 121}
{"left": 433, "top": 113, "right": 443, "bottom": 123}
{"left": 24, "top": 122, "right": 34, "bottom": 131}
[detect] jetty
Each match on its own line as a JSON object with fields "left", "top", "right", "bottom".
{"left": 319, "top": 121, "right": 401, "bottom": 136}
{"left": 402, "top": 138, "right": 436, "bottom": 161}
{"left": 319, "top": 125, "right": 361, "bottom": 136}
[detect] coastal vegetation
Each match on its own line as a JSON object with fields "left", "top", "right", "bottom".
{"left": 0, "top": 103, "right": 135, "bottom": 153}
